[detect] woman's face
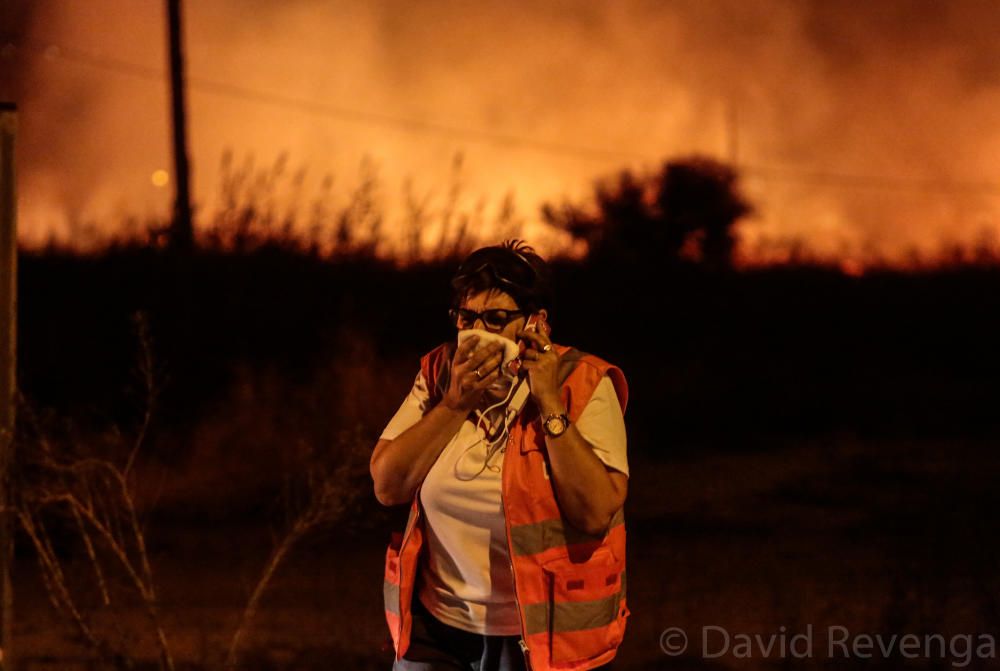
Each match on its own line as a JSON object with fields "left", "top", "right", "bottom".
{"left": 458, "top": 288, "right": 533, "bottom": 400}
{"left": 458, "top": 287, "right": 528, "bottom": 342}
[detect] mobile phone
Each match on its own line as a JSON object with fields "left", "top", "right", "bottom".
{"left": 522, "top": 312, "right": 551, "bottom": 342}
{"left": 508, "top": 312, "right": 551, "bottom": 377}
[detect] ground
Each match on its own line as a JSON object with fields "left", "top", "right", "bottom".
{"left": 12, "top": 434, "right": 1000, "bottom": 670}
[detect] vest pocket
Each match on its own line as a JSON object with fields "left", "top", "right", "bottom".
{"left": 541, "top": 545, "right": 626, "bottom": 664}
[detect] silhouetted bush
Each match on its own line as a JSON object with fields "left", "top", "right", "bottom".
{"left": 542, "top": 155, "right": 753, "bottom": 269}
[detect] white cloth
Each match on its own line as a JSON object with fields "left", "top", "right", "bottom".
{"left": 379, "top": 369, "right": 628, "bottom": 635}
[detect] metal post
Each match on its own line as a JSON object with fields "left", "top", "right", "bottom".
{"left": 167, "top": 0, "right": 194, "bottom": 252}
{"left": 0, "top": 101, "right": 18, "bottom": 671}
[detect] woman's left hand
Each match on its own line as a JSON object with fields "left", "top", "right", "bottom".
{"left": 516, "top": 327, "right": 561, "bottom": 409}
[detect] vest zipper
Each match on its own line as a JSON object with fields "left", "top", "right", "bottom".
{"left": 500, "top": 430, "right": 533, "bottom": 670}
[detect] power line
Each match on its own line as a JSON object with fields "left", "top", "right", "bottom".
{"left": 10, "top": 39, "right": 639, "bottom": 164}
{"left": 8, "top": 38, "right": 1000, "bottom": 196}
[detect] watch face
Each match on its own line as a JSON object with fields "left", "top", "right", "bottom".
{"left": 545, "top": 415, "right": 567, "bottom": 435}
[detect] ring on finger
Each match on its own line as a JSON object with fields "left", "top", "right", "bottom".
{"left": 475, "top": 367, "right": 483, "bottom": 379}
{"left": 541, "top": 344, "right": 552, "bottom": 353}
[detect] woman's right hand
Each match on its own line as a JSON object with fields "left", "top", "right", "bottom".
{"left": 442, "top": 336, "right": 505, "bottom": 413}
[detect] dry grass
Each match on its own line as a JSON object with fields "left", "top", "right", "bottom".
{"left": 9, "top": 312, "right": 373, "bottom": 670}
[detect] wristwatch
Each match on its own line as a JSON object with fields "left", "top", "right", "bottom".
{"left": 542, "top": 412, "right": 571, "bottom": 438}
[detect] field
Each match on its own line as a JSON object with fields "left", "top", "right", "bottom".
{"left": 14, "top": 435, "right": 1000, "bottom": 670}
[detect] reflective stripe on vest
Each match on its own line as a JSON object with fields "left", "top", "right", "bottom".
{"left": 383, "top": 580, "right": 399, "bottom": 615}
{"left": 510, "top": 508, "right": 625, "bottom": 557}
{"left": 523, "top": 569, "right": 627, "bottom": 635}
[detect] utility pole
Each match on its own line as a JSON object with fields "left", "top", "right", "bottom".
{"left": 167, "top": 0, "right": 194, "bottom": 252}
{"left": 0, "top": 101, "right": 18, "bottom": 671}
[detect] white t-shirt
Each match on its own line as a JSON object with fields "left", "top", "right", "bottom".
{"left": 379, "top": 369, "right": 628, "bottom": 635}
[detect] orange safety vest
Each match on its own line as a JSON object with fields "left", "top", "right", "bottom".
{"left": 383, "top": 340, "right": 631, "bottom": 671}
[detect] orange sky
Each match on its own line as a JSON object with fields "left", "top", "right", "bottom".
{"left": 3, "top": 0, "right": 1000, "bottom": 264}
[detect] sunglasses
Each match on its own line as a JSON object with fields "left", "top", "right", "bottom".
{"left": 449, "top": 307, "right": 526, "bottom": 331}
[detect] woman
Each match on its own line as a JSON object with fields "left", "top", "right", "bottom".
{"left": 371, "top": 240, "right": 630, "bottom": 671}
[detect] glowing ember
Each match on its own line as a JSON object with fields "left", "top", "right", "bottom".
{"left": 151, "top": 170, "right": 170, "bottom": 187}
{"left": 840, "top": 259, "right": 864, "bottom": 277}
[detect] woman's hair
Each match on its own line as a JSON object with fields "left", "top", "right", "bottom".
{"left": 450, "top": 239, "right": 555, "bottom": 316}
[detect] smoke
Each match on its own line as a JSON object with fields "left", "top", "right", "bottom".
{"left": 5, "top": 0, "right": 1000, "bottom": 261}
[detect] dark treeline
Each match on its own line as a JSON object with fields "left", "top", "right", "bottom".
{"left": 19, "top": 244, "right": 1000, "bottom": 462}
